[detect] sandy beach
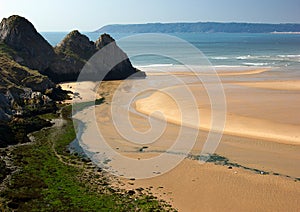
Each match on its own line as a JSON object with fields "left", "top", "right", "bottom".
{"left": 65, "top": 67, "right": 300, "bottom": 211}
{"left": 135, "top": 80, "right": 300, "bottom": 145}
{"left": 119, "top": 160, "right": 299, "bottom": 212}
{"left": 59, "top": 81, "right": 102, "bottom": 103}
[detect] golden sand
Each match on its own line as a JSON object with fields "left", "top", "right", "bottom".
{"left": 135, "top": 81, "right": 300, "bottom": 145}
{"left": 63, "top": 67, "right": 300, "bottom": 211}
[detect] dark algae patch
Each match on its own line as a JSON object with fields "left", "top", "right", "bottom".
{"left": 134, "top": 148, "right": 299, "bottom": 182}
{"left": 0, "top": 106, "right": 173, "bottom": 211}
{"left": 192, "top": 153, "right": 299, "bottom": 181}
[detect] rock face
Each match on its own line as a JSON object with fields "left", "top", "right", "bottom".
{"left": 56, "top": 30, "right": 96, "bottom": 60}
{"left": 0, "top": 15, "right": 146, "bottom": 147}
{"left": 0, "top": 15, "right": 55, "bottom": 71}
{"left": 95, "top": 33, "right": 115, "bottom": 49}
{"left": 0, "top": 93, "right": 10, "bottom": 121}
{"left": 0, "top": 44, "right": 55, "bottom": 93}
{"left": 48, "top": 30, "right": 97, "bottom": 82}
{"left": 0, "top": 15, "right": 146, "bottom": 124}
{"left": 94, "top": 33, "right": 145, "bottom": 80}
{"left": 49, "top": 31, "right": 145, "bottom": 82}
{"left": 0, "top": 15, "right": 145, "bottom": 83}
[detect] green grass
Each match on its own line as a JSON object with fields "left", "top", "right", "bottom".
{"left": 0, "top": 42, "right": 16, "bottom": 58}
{"left": 0, "top": 42, "right": 48, "bottom": 91}
{"left": 72, "top": 98, "right": 105, "bottom": 113}
{"left": 1, "top": 106, "right": 171, "bottom": 211}
{"left": 38, "top": 113, "right": 59, "bottom": 120}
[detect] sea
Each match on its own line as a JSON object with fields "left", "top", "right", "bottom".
{"left": 41, "top": 32, "right": 300, "bottom": 69}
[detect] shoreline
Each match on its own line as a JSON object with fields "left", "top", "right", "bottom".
{"left": 134, "top": 67, "right": 300, "bottom": 145}
{"left": 61, "top": 66, "right": 300, "bottom": 211}
{"left": 64, "top": 98, "right": 300, "bottom": 211}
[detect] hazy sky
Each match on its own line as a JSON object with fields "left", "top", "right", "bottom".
{"left": 0, "top": 0, "right": 299, "bottom": 31}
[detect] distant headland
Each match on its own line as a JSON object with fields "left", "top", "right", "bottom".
{"left": 95, "top": 22, "right": 300, "bottom": 33}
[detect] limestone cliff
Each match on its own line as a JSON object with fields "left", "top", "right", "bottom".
{"left": 49, "top": 31, "right": 145, "bottom": 82}
{"left": 0, "top": 15, "right": 56, "bottom": 71}
{"left": 0, "top": 15, "right": 145, "bottom": 125}
{"left": 48, "top": 30, "right": 97, "bottom": 82}
{"left": 94, "top": 33, "right": 146, "bottom": 80}
{"left": 56, "top": 30, "right": 96, "bottom": 60}
{"left": 0, "top": 15, "right": 145, "bottom": 83}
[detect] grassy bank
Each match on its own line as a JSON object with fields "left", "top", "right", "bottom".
{"left": 0, "top": 105, "right": 172, "bottom": 211}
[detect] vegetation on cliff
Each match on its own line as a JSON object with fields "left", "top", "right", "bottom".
{"left": 0, "top": 43, "right": 53, "bottom": 92}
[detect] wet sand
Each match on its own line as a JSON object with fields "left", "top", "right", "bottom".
{"left": 65, "top": 67, "right": 300, "bottom": 211}
{"left": 119, "top": 160, "right": 299, "bottom": 212}
{"left": 135, "top": 81, "right": 300, "bottom": 145}
{"left": 234, "top": 80, "right": 300, "bottom": 90}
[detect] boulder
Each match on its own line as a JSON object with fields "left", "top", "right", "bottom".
{"left": 22, "top": 76, "right": 54, "bottom": 92}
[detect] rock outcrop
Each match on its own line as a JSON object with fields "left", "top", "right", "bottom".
{"left": 49, "top": 31, "right": 145, "bottom": 82}
{"left": 0, "top": 38, "right": 64, "bottom": 128}
{"left": 0, "top": 15, "right": 56, "bottom": 71}
{"left": 48, "top": 30, "right": 97, "bottom": 82}
{"left": 0, "top": 43, "right": 55, "bottom": 92}
{"left": 94, "top": 34, "right": 146, "bottom": 80}
{"left": 95, "top": 33, "right": 115, "bottom": 49}
{"left": 56, "top": 30, "right": 96, "bottom": 60}
{"left": 0, "top": 14, "right": 146, "bottom": 127}
{"left": 0, "top": 15, "right": 145, "bottom": 83}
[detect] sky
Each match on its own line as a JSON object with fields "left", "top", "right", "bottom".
{"left": 0, "top": 0, "right": 299, "bottom": 32}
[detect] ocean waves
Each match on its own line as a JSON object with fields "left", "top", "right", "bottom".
{"left": 209, "top": 54, "right": 300, "bottom": 66}
{"left": 210, "top": 54, "right": 300, "bottom": 61}
{"left": 42, "top": 32, "right": 300, "bottom": 68}
{"left": 134, "top": 54, "right": 300, "bottom": 68}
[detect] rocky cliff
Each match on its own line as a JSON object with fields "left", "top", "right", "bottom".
{"left": 0, "top": 15, "right": 145, "bottom": 112}
{"left": 0, "top": 42, "right": 57, "bottom": 121}
{"left": 0, "top": 15, "right": 145, "bottom": 82}
{"left": 49, "top": 31, "right": 145, "bottom": 82}
{"left": 48, "top": 30, "right": 96, "bottom": 82}
{"left": 94, "top": 33, "right": 145, "bottom": 80}
{"left": 0, "top": 15, "right": 145, "bottom": 146}
{"left": 0, "top": 15, "right": 56, "bottom": 71}
{"left": 56, "top": 30, "right": 96, "bottom": 60}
